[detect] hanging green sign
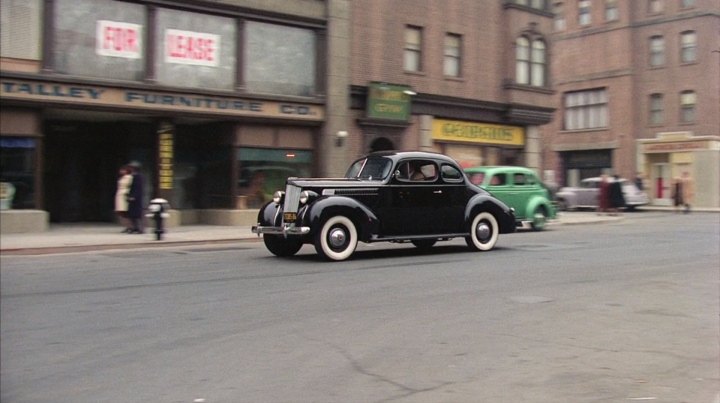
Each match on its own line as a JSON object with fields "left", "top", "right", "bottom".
{"left": 366, "top": 82, "right": 412, "bottom": 121}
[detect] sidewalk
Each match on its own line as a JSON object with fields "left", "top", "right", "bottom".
{"left": 0, "top": 212, "right": 627, "bottom": 255}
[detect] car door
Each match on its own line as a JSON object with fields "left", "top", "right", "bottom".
{"left": 576, "top": 179, "right": 599, "bottom": 207}
{"left": 379, "top": 159, "right": 438, "bottom": 236}
{"left": 433, "top": 163, "right": 468, "bottom": 234}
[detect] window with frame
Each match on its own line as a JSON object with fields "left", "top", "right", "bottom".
{"left": 649, "top": 93, "right": 664, "bottom": 125}
{"left": 563, "top": 89, "right": 608, "bottom": 130}
{"left": 680, "top": 31, "right": 696, "bottom": 63}
{"left": 605, "top": 0, "right": 619, "bottom": 22}
{"left": 404, "top": 26, "right": 423, "bottom": 72}
{"left": 245, "top": 21, "right": 316, "bottom": 96}
{"left": 680, "top": 90, "right": 696, "bottom": 123}
{"left": 648, "top": 0, "right": 663, "bottom": 14}
{"left": 530, "top": 0, "right": 547, "bottom": 10}
{"left": 680, "top": 0, "right": 695, "bottom": 8}
{"left": 553, "top": 2, "right": 566, "bottom": 31}
{"left": 1, "top": 0, "right": 42, "bottom": 60}
{"left": 649, "top": 36, "right": 665, "bottom": 67}
{"left": 516, "top": 37, "right": 546, "bottom": 87}
{"left": 444, "top": 33, "right": 462, "bottom": 77}
{"left": 578, "top": 0, "right": 592, "bottom": 26}
{"left": 54, "top": 0, "right": 145, "bottom": 80}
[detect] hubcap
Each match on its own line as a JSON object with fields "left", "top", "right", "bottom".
{"left": 328, "top": 227, "right": 347, "bottom": 248}
{"left": 476, "top": 222, "right": 491, "bottom": 242}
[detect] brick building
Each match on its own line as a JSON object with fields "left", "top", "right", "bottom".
{"left": 546, "top": 0, "right": 720, "bottom": 207}
{"left": 347, "top": 0, "right": 555, "bottom": 170}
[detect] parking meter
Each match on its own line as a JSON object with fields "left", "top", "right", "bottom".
{"left": 146, "top": 198, "right": 170, "bottom": 240}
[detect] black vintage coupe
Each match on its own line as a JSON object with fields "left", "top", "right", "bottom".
{"left": 252, "top": 151, "right": 516, "bottom": 261}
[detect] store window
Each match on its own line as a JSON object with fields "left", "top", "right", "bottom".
{"left": 245, "top": 22, "right": 316, "bottom": 96}
{"left": 237, "top": 148, "right": 313, "bottom": 208}
{"left": 0, "top": 137, "right": 36, "bottom": 209}
{"left": 155, "top": 8, "right": 236, "bottom": 90}
{"left": 1, "top": 0, "right": 42, "bottom": 60}
{"left": 54, "top": 0, "right": 145, "bottom": 80}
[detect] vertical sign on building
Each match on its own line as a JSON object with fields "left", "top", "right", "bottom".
{"left": 158, "top": 123, "right": 174, "bottom": 196}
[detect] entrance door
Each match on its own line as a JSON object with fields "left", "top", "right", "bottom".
{"left": 652, "top": 163, "right": 672, "bottom": 206}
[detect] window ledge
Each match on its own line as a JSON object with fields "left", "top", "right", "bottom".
{"left": 503, "top": 81, "right": 555, "bottom": 95}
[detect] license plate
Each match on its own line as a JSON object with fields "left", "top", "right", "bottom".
{"left": 283, "top": 212, "right": 297, "bottom": 223}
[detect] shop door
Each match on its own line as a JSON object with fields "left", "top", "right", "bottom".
{"left": 652, "top": 163, "right": 672, "bottom": 206}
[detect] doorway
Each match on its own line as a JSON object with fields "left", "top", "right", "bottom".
{"left": 652, "top": 163, "right": 672, "bottom": 206}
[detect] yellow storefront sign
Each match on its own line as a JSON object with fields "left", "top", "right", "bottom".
{"left": 432, "top": 119, "right": 524, "bottom": 146}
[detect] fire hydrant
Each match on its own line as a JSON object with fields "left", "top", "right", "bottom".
{"left": 146, "top": 198, "right": 170, "bottom": 240}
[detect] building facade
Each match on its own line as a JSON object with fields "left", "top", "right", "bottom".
{"left": 0, "top": 0, "right": 353, "bottom": 227}
{"left": 546, "top": 0, "right": 720, "bottom": 207}
{"left": 348, "top": 0, "right": 555, "bottom": 171}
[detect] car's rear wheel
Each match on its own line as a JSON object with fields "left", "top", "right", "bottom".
{"left": 314, "top": 215, "right": 358, "bottom": 261}
{"left": 466, "top": 212, "right": 499, "bottom": 251}
{"left": 263, "top": 235, "right": 303, "bottom": 257}
{"left": 531, "top": 207, "right": 547, "bottom": 231}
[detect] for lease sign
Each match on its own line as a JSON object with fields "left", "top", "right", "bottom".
{"left": 165, "top": 29, "right": 219, "bottom": 67}
{"left": 96, "top": 20, "right": 142, "bottom": 59}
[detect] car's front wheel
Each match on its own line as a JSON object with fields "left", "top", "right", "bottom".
{"left": 263, "top": 235, "right": 303, "bottom": 257}
{"left": 466, "top": 211, "right": 499, "bottom": 251}
{"left": 314, "top": 215, "right": 358, "bottom": 261}
{"left": 531, "top": 207, "right": 547, "bottom": 231}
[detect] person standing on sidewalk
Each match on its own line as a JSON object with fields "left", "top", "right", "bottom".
{"left": 127, "top": 161, "right": 145, "bottom": 234}
{"left": 114, "top": 165, "right": 133, "bottom": 233}
{"left": 608, "top": 175, "right": 626, "bottom": 215}
{"left": 597, "top": 174, "right": 610, "bottom": 215}
{"left": 674, "top": 172, "right": 694, "bottom": 214}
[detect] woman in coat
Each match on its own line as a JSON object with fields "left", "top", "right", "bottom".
{"left": 114, "top": 165, "right": 133, "bottom": 233}
{"left": 127, "top": 162, "right": 145, "bottom": 234}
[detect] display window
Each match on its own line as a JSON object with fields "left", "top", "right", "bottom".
{"left": 237, "top": 148, "right": 312, "bottom": 208}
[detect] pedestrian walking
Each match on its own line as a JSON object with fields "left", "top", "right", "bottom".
{"left": 127, "top": 161, "right": 145, "bottom": 233}
{"left": 114, "top": 165, "right": 133, "bottom": 233}
{"left": 608, "top": 175, "right": 625, "bottom": 215}
{"left": 674, "top": 172, "right": 694, "bottom": 213}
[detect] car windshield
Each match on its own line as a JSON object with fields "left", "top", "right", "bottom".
{"left": 345, "top": 157, "right": 393, "bottom": 180}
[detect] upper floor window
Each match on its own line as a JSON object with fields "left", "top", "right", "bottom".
{"left": 649, "top": 93, "right": 664, "bottom": 125}
{"left": 680, "top": 31, "right": 697, "bottom": 63}
{"left": 516, "top": 37, "right": 547, "bottom": 87}
{"left": 563, "top": 88, "right": 608, "bottom": 130}
{"left": 404, "top": 26, "right": 423, "bottom": 72}
{"left": 680, "top": 90, "right": 696, "bottom": 123}
{"left": 553, "top": 2, "right": 566, "bottom": 31}
{"left": 649, "top": 36, "right": 665, "bottom": 67}
{"left": 578, "top": 0, "right": 592, "bottom": 26}
{"left": 605, "top": 0, "right": 619, "bottom": 22}
{"left": 1, "top": 0, "right": 42, "bottom": 60}
{"left": 530, "top": 0, "right": 547, "bottom": 10}
{"left": 444, "top": 33, "right": 462, "bottom": 77}
{"left": 648, "top": 0, "right": 664, "bottom": 14}
{"left": 680, "top": 0, "right": 695, "bottom": 8}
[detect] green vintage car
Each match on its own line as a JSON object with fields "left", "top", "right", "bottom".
{"left": 464, "top": 166, "right": 556, "bottom": 231}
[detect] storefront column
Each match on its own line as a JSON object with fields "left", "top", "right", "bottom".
{"left": 419, "top": 115, "right": 433, "bottom": 151}
{"left": 524, "top": 125, "right": 541, "bottom": 171}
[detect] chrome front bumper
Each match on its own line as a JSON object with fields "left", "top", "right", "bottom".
{"left": 252, "top": 223, "right": 311, "bottom": 236}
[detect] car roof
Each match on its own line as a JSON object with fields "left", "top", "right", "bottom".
{"left": 362, "top": 151, "right": 458, "bottom": 164}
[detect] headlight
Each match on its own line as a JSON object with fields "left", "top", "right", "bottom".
{"left": 272, "top": 191, "right": 285, "bottom": 204}
{"left": 299, "top": 190, "right": 318, "bottom": 205}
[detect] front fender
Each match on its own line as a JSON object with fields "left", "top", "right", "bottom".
{"left": 303, "top": 196, "right": 379, "bottom": 242}
{"left": 465, "top": 194, "right": 516, "bottom": 234}
{"left": 527, "top": 196, "right": 556, "bottom": 219}
{"left": 257, "top": 201, "right": 282, "bottom": 226}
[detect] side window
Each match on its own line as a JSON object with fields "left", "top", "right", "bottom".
{"left": 468, "top": 172, "right": 485, "bottom": 186}
{"left": 513, "top": 173, "right": 527, "bottom": 186}
{"left": 441, "top": 164, "right": 463, "bottom": 183}
{"left": 396, "top": 160, "right": 437, "bottom": 182}
{"left": 489, "top": 174, "right": 507, "bottom": 186}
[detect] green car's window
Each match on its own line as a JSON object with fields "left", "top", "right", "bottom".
{"left": 513, "top": 173, "right": 527, "bottom": 186}
{"left": 490, "top": 173, "right": 507, "bottom": 186}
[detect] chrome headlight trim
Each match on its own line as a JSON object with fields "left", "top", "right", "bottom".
{"left": 299, "top": 190, "right": 318, "bottom": 205}
{"left": 272, "top": 191, "right": 285, "bottom": 204}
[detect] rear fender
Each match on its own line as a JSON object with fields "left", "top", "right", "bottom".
{"left": 465, "top": 195, "right": 516, "bottom": 234}
{"left": 527, "top": 196, "right": 556, "bottom": 219}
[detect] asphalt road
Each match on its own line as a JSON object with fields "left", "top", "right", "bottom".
{"left": 1, "top": 212, "right": 718, "bottom": 403}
